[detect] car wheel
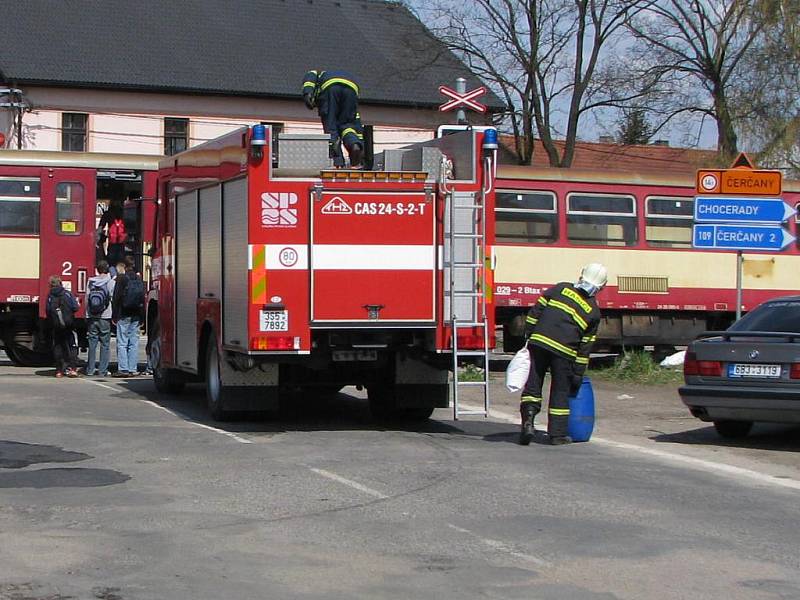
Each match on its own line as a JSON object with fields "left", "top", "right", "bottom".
{"left": 713, "top": 420, "right": 753, "bottom": 438}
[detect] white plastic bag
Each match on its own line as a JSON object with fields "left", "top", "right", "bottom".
{"left": 659, "top": 350, "right": 686, "bottom": 368}
{"left": 505, "top": 346, "right": 531, "bottom": 393}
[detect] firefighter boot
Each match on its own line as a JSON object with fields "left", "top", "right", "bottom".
{"left": 519, "top": 403, "right": 537, "bottom": 446}
{"left": 349, "top": 142, "right": 364, "bottom": 168}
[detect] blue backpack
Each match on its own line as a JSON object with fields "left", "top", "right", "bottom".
{"left": 87, "top": 281, "right": 110, "bottom": 317}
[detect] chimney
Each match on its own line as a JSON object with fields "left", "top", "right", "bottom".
{"left": 598, "top": 135, "right": 615, "bottom": 144}
{"left": 651, "top": 139, "right": 669, "bottom": 146}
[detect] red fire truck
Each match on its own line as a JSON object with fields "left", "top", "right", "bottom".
{"left": 0, "top": 150, "right": 158, "bottom": 365}
{"left": 149, "top": 125, "right": 497, "bottom": 420}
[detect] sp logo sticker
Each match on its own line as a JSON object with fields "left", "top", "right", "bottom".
{"left": 262, "top": 192, "right": 298, "bottom": 227}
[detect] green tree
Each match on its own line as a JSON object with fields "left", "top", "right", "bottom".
{"left": 616, "top": 108, "right": 654, "bottom": 145}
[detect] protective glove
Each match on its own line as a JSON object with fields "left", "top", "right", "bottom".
{"left": 303, "top": 93, "right": 315, "bottom": 110}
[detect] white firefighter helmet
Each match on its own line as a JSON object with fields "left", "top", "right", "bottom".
{"left": 579, "top": 263, "right": 608, "bottom": 289}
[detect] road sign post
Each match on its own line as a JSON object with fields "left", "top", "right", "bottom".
{"left": 693, "top": 154, "right": 786, "bottom": 319}
{"left": 439, "top": 80, "right": 487, "bottom": 125}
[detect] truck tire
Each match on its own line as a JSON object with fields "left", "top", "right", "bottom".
{"left": 151, "top": 331, "right": 184, "bottom": 395}
{"left": 367, "top": 385, "right": 435, "bottom": 423}
{"left": 713, "top": 420, "right": 753, "bottom": 439}
{"left": 205, "top": 332, "right": 233, "bottom": 421}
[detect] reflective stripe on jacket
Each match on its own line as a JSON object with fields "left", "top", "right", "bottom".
{"left": 523, "top": 282, "right": 600, "bottom": 374}
{"left": 302, "top": 69, "right": 360, "bottom": 100}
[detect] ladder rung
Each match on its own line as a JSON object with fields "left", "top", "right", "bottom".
{"left": 452, "top": 263, "right": 482, "bottom": 268}
{"left": 452, "top": 233, "right": 483, "bottom": 239}
{"left": 453, "top": 350, "right": 487, "bottom": 356}
{"left": 453, "top": 204, "right": 482, "bottom": 209}
{"left": 451, "top": 322, "right": 487, "bottom": 327}
{"left": 456, "top": 381, "right": 487, "bottom": 387}
{"left": 453, "top": 291, "right": 483, "bottom": 297}
{"left": 455, "top": 410, "right": 488, "bottom": 416}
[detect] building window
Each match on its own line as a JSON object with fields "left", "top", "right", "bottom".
{"left": 164, "top": 118, "right": 189, "bottom": 156}
{"left": 55, "top": 182, "right": 84, "bottom": 236}
{"left": 495, "top": 190, "right": 558, "bottom": 244}
{"left": 62, "top": 113, "right": 88, "bottom": 151}
{"left": 567, "top": 193, "right": 637, "bottom": 246}
{"left": 0, "top": 177, "right": 40, "bottom": 235}
{"left": 645, "top": 196, "right": 694, "bottom": 248}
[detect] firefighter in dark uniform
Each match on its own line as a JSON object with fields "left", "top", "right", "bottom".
{"left": 302, "top": 69, "right": 364, "bottom": 168}
{"left": 519, "top": 263, "right": 607, "bottom": 446}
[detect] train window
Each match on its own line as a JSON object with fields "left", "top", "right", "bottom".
{"left": 566, "top": 193, "right": 637, "bottom": 246}
{"left": 495, "top": 190, "right": 557, "bottom": 244}
{"left": 55, "top": 182, "right": 84, "bottom": 236}
{"left": 645, "top": 196, "right": 694, "bottom": 248}
{"left": 0, "top": 177, "right": 40, "bottom": 235}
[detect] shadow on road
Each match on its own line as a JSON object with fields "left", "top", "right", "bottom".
{"left": 651, "top": 423, "right": 800, "bottom": 452}
{"left": 111, "top": 378, "right": 500, "bottom": 438}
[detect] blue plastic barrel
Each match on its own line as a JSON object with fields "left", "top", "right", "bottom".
{"left": 567, "top": 376, "right": 595, "bottom": 442}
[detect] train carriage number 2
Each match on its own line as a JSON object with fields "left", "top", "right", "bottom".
{"left": 62, "top": 261, "right": 72, "bottom": 276}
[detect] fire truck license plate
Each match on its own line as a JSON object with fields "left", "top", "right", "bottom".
{"left": 259, "top": 310, "right": 288, "bottom": 332}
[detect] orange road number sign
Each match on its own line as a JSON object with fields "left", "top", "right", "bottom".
{"left": 697, "top": 169, "right": 782, "bottom": 196}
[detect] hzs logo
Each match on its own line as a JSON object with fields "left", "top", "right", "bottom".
{"left": 261, "top": 192, "right": 298, "bottom": 227}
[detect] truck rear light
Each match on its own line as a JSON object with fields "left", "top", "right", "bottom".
{"left": 250, "top": 335, "right": 297, "bottom": 350}
{"left": 791, "top": 363, "right": 800, "bottom": 379}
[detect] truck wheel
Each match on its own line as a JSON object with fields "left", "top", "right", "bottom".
{"left": 151, "top": 336, "right": 184, "bottom": 394}
{"left": 401, "top": 407, "right": 435, "bottom": 422}
{"left": 367, "top": 385, "right": 396, "bottom": 421}
{"left": 713, "top": 420, "right": 753, "bottom": 438}
{"left": 205, "top": 332, "right": 233, "bottom": 421}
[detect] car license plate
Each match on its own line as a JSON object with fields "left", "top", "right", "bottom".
{"left": 259, "top": 310, "right": 288, "bottom": 332}
{"left": 727, "top": 363, "right": 781, "bottom": 378}
{"left": 332, "top": 350, "right": 378, "bottom": 362}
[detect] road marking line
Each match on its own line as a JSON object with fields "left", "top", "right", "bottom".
{"left": 83, "top": 379, "right": 118, "bottom": 392}
{"left": 447, "top": 523, "right": 551, "bottom": 567}
{"left": 80, "top": 379, "right": 253, "bottom": 444}
{"left": 309, "top": 467, "right": 388, "bottom": 499}
{"left": 458, "top": 402, "right": 800, "bottom": 491}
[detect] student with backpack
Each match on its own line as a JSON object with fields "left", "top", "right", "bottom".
{"left": 46, "top": 276, "right": 80, "bottom": 378}
{"left": 84, "top": 260, "right": 115, "bottom": 377}
{"left": 112, "top": 257, "right": 145, "bottom": 377}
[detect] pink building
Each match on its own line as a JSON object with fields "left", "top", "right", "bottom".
{"left": 0, "top": 1, "right": 500, "bottom": 155}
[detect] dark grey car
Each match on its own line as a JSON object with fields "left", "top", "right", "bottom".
{"left": 679, "top": 296, "right": 800, "bottom": 438}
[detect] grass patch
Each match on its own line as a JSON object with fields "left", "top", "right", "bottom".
{"left": 590, "top": 351, "right": 684, "bottom": 386}
{"left": 458, "top": 363, "right": 486, "bottom": 382}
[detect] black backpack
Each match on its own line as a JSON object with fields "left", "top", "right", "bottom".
{"left": 122, "top": 274, "right": 145, "bottom": 310}
{"left": 87, "top": 280, "right": 110, "bottom": 317}
{"left": 50, "top": 293, "right": 75, "bottom": 330}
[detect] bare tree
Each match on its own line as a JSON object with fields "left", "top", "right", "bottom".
{"left": 413, "top": 0, "right": 654, "bottom": 166}
{"left": 739, "top": 0, "right": 800, "bottom": 174}
{"left": 626, "top": 0, "right": 765, "bottom": 163}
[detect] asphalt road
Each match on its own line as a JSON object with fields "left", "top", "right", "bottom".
{"left": 1, "top": 352, "right": 799, "bottom": 600}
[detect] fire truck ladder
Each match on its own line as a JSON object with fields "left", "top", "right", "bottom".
{"left": 444, "top": 175, "right": 490, "bottom": 421}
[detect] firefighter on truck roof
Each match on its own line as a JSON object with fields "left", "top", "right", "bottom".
{"left": 302, "top": 69, "right": 364, "bottom": 168}
{"left": 519, "top": 263, "right": 607, "bottom": 446}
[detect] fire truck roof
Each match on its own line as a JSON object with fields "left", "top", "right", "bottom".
{"left": 0, "top": 0, "right": 504, "bottom": 111}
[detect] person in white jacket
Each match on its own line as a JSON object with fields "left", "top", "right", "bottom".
{"left": 84, "top": 260, "right": 115, "bottom": 377}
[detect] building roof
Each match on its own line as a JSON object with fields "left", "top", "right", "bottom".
{"left": 0, "top": 0, "right": 504, "bottom": 110}
{"left": 499, "top": 136, "right": 720, "bottom": 174}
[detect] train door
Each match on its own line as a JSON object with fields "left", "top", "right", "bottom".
{"left": 38, "top": 168, "right": 96, "bottom": 318}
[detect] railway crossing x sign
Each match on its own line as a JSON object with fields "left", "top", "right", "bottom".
{"left": 438, "top": 85, "right": 488, "bottom": 113}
